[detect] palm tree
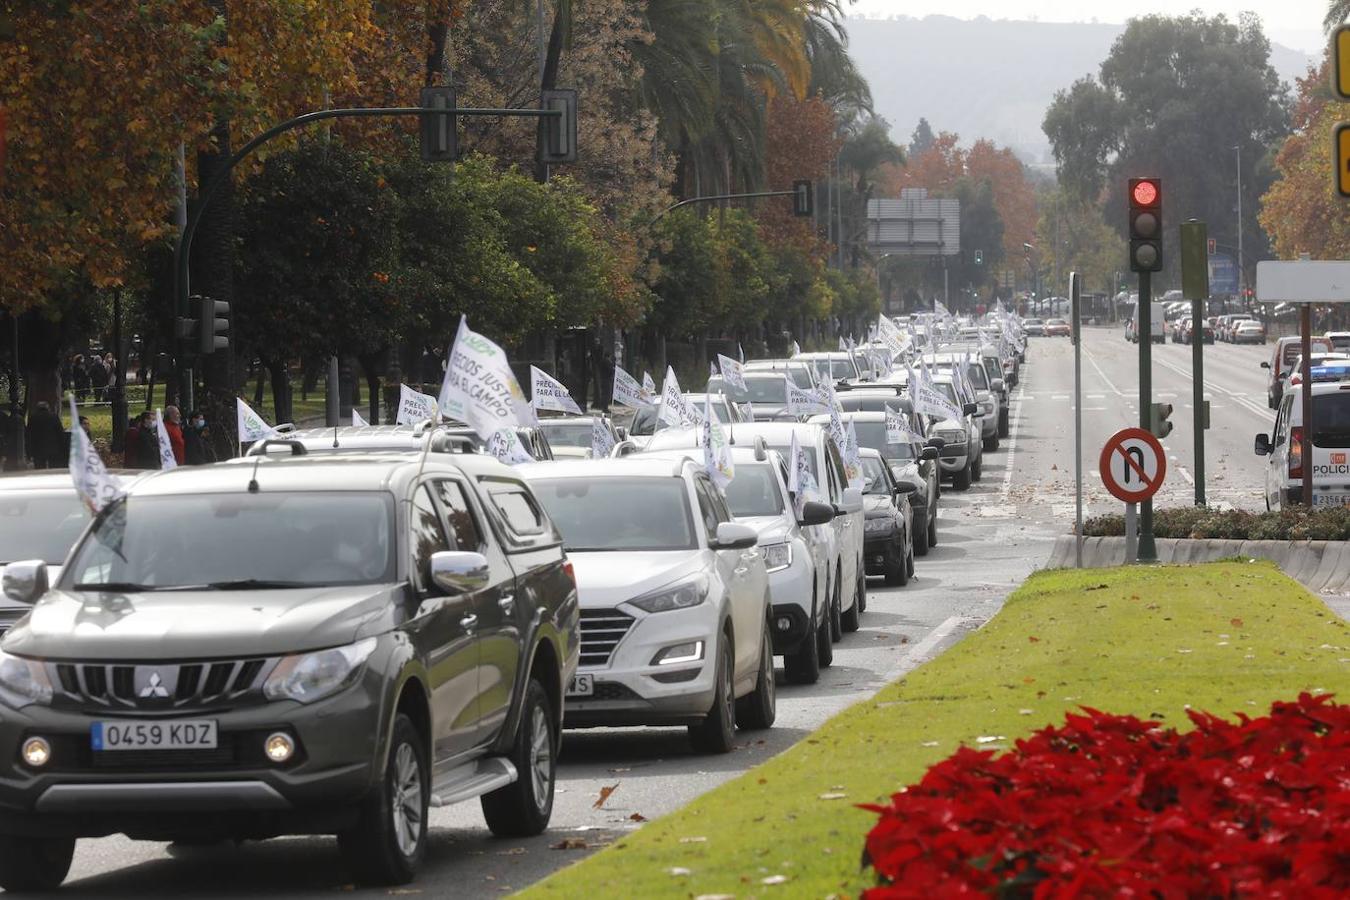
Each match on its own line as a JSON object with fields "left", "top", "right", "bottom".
{"left": 1327, "top": 0, "right": 1349, "bottom": 34}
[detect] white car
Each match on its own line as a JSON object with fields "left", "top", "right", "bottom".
{"left": 1255, "top": 365, "right": 1350, "bottom": 510}
{"left": 791, "top": 351, "right": 866, "bottom": 384}
{"left": 645, "top": 422, "right": 867, "bottom": 634}
{"left": 925, "top": 352, "right": 1001, "bottom": 450}
{"left": 642, "top": 443, "right": 837, "bottom": 684}
{"left": 521, "top": 457, "right": 775, "bottom": 752}
{"left": 536, "top": 415, "right": 623, "bottom": 459}
{"left": 0, "top": 472, "right": 147, "bottom": 630}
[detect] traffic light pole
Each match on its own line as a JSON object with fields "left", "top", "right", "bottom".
{"left": 171, "top": 102, "right": 565, "bottom": 406}
{"left": 1137, "top": 269, "right": 1157, "bottom": 561}
{"left": 1192, "top": 295, "right": 1206, "bottom": 506}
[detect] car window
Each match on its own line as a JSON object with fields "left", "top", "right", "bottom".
{"left": 530, "top": 477, "right": 696, "bottom": 551}
{"left": 434, "top": 480, "right": 484, "bottom": 551}
{"left": 693, "top": 478, "right": 721, "bottom": 539}
{"left": 0, "top": 492, "right": 89, "bottom": 565}
{"left": 486, "top": 483, "right": 549, "bottom": 537}
{"left": 1277, "top": 394, "right": 1294, "bottom": 445}
{"left": 824, "top": 442, "right": 844, "bottom": 501}
{"left": 411, "top": 486, "right": 450, "bottom": 593}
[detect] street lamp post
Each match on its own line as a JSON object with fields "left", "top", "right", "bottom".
{"left": 1234, "top": 145, "right": 1244, "bottom": 305}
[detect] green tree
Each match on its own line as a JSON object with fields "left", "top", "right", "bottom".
{"left": 909, "top": 118, "right": 936, "bottom": 158}
{"left": 1042, "top": 13, "right": 1288, "bottom": 282}
{"left": 952, "top": 177, "right": 1004, "bottom": 296}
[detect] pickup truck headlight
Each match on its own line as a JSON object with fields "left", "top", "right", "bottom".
{"left": 762, "top": 541, "right": 792, "bottom": 573}
{"left": 864, "top": 517, "right": 895, "bottom": 535}
{"left": 630, "top": 575, "right": 708, "bottom": 614}
{"left": 0, "top": 650, "right": 52, "bottom": 708}
{"left": 264, "top": 637, "right": 378, "bottom": 704}
{"left": 938, "top": 429, "right": 965, "bottom": 445}
{"left": 981, "top": 399, "right": 994, "bottom": 415}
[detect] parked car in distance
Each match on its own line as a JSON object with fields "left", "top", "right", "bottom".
{"left": 1022, "top": 318, "right": 1045, "bottom": 337}
{"left": 1043, "top": 318, "right": 1071, "bottom": 337}
{"left": 857, "top": 449, "right": 916, "bottom": 586}
{"left": 1231, "top": 319, "right": 1267, "bottom": 345}
{"left": 1264, "top": 336, "right": 1334, "bottom": 408}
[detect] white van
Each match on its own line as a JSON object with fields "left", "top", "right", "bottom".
{"left": 1128, "top": 302, "right": 1167, "bottom": 344}
{"left": 1255, "top": 365, "right": 1350, "bottom": 510}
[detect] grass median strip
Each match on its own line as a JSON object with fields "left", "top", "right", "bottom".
{"left": 520, "top": 561, "right": 1350, "bottom": 899}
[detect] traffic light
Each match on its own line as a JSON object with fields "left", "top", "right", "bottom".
{"left": 1128, "top": 177, "right": 1163, "bottom": 273}
{"left": 197, "top": 294, "right": 229, "bottom": 355}
{"left": 792, "top": 180, "right": 813, "bottom": 217}
{"left": 419, "top": 86, "right": 457, "bottom": 163}
{"left": 974, "top": 250, "right": 983, "bottom": 265}
{"left": 1150, "top": 401, "right": 1174, "bottom": 439}
{"left": 538, "top": 88, "right": 578, "bottom": 164}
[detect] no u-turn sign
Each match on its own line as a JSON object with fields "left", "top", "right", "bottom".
{"left": 1099, "top": 427, "right": 1166, "bottom": 503}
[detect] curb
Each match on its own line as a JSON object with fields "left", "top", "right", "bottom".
{"left": 1046, "top": 535, "right": 1350, "bottom": 593}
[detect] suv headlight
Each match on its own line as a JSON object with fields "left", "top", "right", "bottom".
{"left": 0, "top": 650, "right": 53, "bottom": 708}
{"left": 629, "top": 575, "right": 708, "bottom": 614}
{"left": 938, "top": 429, "right": 965, "bottom": 444}
{"left": 864, "top": 517, "right": 895, "bottom": 535}
{"left": 762, "top": 541, "right": 792, "bottom": 573}
{"left": 264, "top": 637, "right": 378, "bottom": 704}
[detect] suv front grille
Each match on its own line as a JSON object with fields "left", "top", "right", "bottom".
{"left": 50, "top": 658, "right": 275, "bottom": 711}
{"left": 578, "top": 610, "right": 634, "bottom": 667}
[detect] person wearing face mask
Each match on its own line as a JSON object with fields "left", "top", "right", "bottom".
{"left": 183, "top": 409, "right": 217, "bottom": 465}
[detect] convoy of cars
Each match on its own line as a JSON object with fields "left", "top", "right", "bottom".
{"left": 0, "top": 310, "right": 1028, "bottom": 891}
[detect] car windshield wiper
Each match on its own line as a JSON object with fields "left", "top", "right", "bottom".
{"left": 73, "top": 582, "right": 197, "bottom": 592}
{"left": 203, "top": 579, "right": 314, "bottom": 590}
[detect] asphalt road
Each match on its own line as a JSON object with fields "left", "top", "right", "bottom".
{"left": 41, "top": 329, "right": 1271, "bottom": 897}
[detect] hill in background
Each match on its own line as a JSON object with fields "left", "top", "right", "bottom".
{"left": 844, "top": 15, "right": 1314, "bottom": 169}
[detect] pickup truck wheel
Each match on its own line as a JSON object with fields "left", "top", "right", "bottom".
{"left": 482, "top": 678, "right": 555, "bottom": 837}
{"left": 885, "top": 543, "right": 908, "bottom": 586}
{"left": 340, "top": 713, "right": 428, "bottom": 886}
{"left": 913, "top": 516, "right": 930, "bottom": 556}
{"left": 998, "top": 411, "right": 1009, "bottom": 438}
{"left": 855, "top": 569, "right": 868, "bottom": 614}
{"left": 927, "top": 513, "right": 938, "bottom": 548}
{"left": 953, "top": 462, "right": 972, "bottom": 490}
{"left": 735, "top": 626, "right": 776, "bottom": 729}
{"left": 972, "top": 454, "right": 984, "bottom": 481}
{"left": 983, "top": 434, "right": 1000, "bottom": 452}
{"left": 689, "top": 637, "right": 736, "bottom": 754}
{"left": 0, "top": 835, "right": 74, "bottom": 892}
{"left": 785, "top": 598, "right": 821, "bottom": 684}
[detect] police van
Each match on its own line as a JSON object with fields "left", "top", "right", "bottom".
{"left": 1254, "top": 362, "right": 1350, "bottom": 510}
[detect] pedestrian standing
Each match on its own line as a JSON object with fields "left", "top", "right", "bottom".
{"left": 25, "top": 402, "right": 65, "bottom": 469}
{"left": 88, "top": 355, "right": 108, "bottom": 402}
{"left": 134, "top": 411, "right": 160, "bottom": 469}
{"left": 72, "top": 355, "right": 90, "bottom": 402}
{"left": 183, "top": 410, "right": 216, "bottom": 465}
{"left": 163, "top": 405, "right": 186, "bottom": 465}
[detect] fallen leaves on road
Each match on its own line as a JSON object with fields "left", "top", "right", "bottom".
{"left": 628, "top": 812, "right": 647, "bottom": 823}
{"left": 551, "top": 838, "right": 589, "bottom": 850}
{"left": 497, "top": 847, "right": 527, "bottom": 856}
{"left": 593, "top": 783, "right": 619, "bottom": 809}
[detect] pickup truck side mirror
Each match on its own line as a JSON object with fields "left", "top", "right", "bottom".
{"left": 430, "top": 551, "right": 490, "bottom": 595}
{"left": 921, "top": 446, "right": 940, "bottom": 461}
{"left": 990, "top": 378, "right": 1005, "bottom": 393}
{"left": 926, "top": 437, "right": 945, "bottom": 451}
{"left": 894, "top": 481, "right": 918, "bottom": 495}
{"left": 1254, "top": 434, "right": 1272, "bottom": 456}
{"left": 963, "top": 402, "right": 978, "bottom": 417}
{"left": 1259, "top": 361, "right": 1270, "bottom": 369}
{"left": 1, "top": 561, "right": 48, "bottom": 605}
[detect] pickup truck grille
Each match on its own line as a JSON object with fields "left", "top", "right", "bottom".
{"left": 49, "top": 658, "right": 273, "bottom": 711}
{"left": 578, "top": 609, "right": 634, "bottom": 667}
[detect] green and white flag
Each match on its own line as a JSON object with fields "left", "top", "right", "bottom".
{"left": 352, "top": 408, "right": 369, "bottom": 427}
{"left": 439, "top": 316, "right": 533, "bottom": 439}
{"left": 702, "top": 392, "right": 734, "bottom": 489}
{"left": 591, "top": 418, "right": 616, "bottom": 459}
{"left": 612, "top": 365, "right": 651, "bottom": 409}
{"left": 488, "top": 428, "right": 535, "bottom": 466}
{"left": 843, "top": 419, "right": 864, "bottom": 490}
{"left": 68, "top": 394, "right": 122, "bottom": 514}
{"left": 236, "top": 397, "right": 277, "bottom": 443}
{"left": 154, "top": 409, "right": 177, "bottom": 470}
{"left": 716, "top": 354, "right": 746, "bottom": 392}
{"left": 396, "top": 383, "right": 438, "bottom": 425}
{"left": 531, "top": 365, "right": 583, "bottom": 415}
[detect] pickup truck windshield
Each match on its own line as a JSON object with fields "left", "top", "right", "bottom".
{"left": 0, "top": 493, "right": 88, "bottom": 565}
{"left": 64, "top": 492, "right": 396, "bottom": 590}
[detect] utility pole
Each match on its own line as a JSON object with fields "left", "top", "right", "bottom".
{"left": 1234, "top": 145, "right": 1245, "bottom": 306}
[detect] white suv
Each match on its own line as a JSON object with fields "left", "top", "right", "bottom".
{"left": 642, "top": 443, "right": 837, "bottom": 684}
{"left": 520, "top": 457, "right": 775, "bottom": 753}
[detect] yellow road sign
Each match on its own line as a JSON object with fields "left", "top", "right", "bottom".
{"left": 1337, "top": 26, "right": 1350, "bottom": 100}
{"left": 1337, "top": 123, "right": 1350, "bottom": 198}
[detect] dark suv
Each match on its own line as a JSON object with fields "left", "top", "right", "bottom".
{"left": 0, "top": 450, "right": 578, "bottom": 890}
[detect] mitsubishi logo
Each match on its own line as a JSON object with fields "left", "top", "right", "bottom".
{"left": 138, "top": 672, "right": 170, "bottom": 699}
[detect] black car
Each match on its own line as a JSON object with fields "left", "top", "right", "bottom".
{"left": 858, "top": 450, "right": 916, "bottom": 586}
{"left": 0, "top": 450, "right": 578, "bottom": 890}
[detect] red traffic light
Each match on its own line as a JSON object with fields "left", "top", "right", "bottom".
{"left": 1131, "top": 179, "right": 1159, "bottom": 207}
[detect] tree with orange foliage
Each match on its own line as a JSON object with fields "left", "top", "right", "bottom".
{"left": 967, "top": 139, "right": 1036, "bottom": 260}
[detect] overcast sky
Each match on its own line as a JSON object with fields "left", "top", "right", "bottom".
{"left": 848, "top": 0, "right": 1328, "bottom": 55}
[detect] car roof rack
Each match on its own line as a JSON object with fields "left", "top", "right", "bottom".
{"left": 252, "top": 438, "right": 308, "bottom": 456}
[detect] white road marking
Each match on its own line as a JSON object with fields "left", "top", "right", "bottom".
{"left": 1177, "top": 466, "right": 1195, "bottom": 485}
{"left": 1082, "top": 346, "right": 1125, "bottom": 396}
{"left": 978, "top": 505, "right": 1017, "bottom": 518}
{"left": 885, "top": 615, "right": 964, "bottom": 681}
{"left": 1154, "top": 356, "right": 1272, "bottom": 421}
{"left": 1000, "top": 382, "right": 1025, "bottom": 499}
